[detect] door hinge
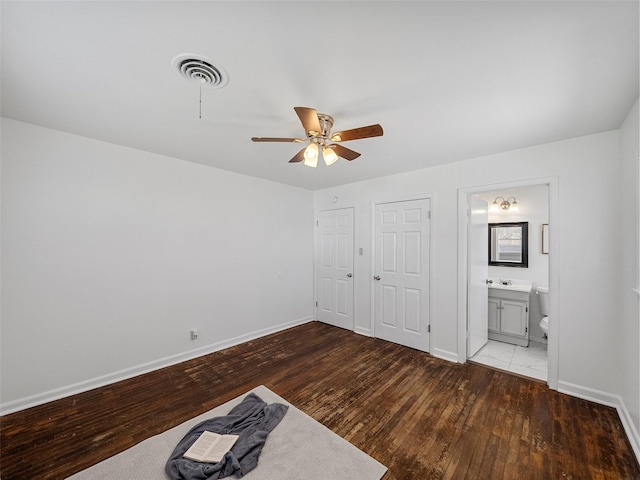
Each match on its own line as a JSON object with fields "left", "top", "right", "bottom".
{"left": 427, "top": 210, "right": 431, "bottom": 219}
{"left": 525, "top": 327, "right": 528, "bottom": 333}
{"left": 466, "top": 208, "right": 471, "bottom": 217}
{"left": 427, "top": 324, "right": 431, "bottom": 333}
{"left": 315, "top": 301, "right": 318, "bottom": 307}
{"left": 316, "top": 220, "right": 319, "bottom": 226}
{"left": 526, "top": 306, "right": 528, "bottom": 312}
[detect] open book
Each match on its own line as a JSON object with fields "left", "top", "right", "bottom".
{"left": 183, "top": 431, "right": 239, "bottom": 463}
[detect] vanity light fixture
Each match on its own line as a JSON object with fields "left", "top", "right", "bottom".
{"left": 490, "top": 196, "right": 519, "bottom": 212}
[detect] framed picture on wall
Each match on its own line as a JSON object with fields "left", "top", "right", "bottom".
{"left": 542, "top": 224, "right": 549, "bottom": 254}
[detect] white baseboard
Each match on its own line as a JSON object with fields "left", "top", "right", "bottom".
{"left": 0, "top": 316, "right": 314, "bottom": 416}
{"left": 557, "top": 380, "right": 620, "bottom": 408}
{"left": 431, "top": 347, "right": 459, "bottom": 363}
{"left": 618, "top": 396, "right": 640, "bottom": 462}
{"left": 353, "top": 328, "right": 453, "bottom": 363}
{"left": 558, "top": 380, "right": 640, "bottom": 463}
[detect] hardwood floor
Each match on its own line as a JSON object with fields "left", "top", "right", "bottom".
{"left": 1, "top": 321, "right": 638, "bottom": 479}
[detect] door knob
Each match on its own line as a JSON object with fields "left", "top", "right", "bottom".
{"left": 374, "top": 276, "right": 381, "bottom": 281}
{"left": 347, "top": 273, "right": 353, "bottom": 278}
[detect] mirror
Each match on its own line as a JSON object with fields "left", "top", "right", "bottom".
{"left": 489, "top": 222, "right": 528, "bottom": 267}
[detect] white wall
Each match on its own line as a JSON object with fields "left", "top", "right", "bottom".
{"left": 314, "top": 130, "right": 622, "bottom": 397}
{"left": 1, "top": 118, "right": 315, "bottom": 412}
{"left": 478, "top": 185, "right": 549, "bottom": 342}
{"left": 619, "top": 98, "right": 640, "bottom": 451}
{"left": 3, "top": 114, "right": 637, "bottom": 455}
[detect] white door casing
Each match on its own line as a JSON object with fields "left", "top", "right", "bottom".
{"left": 458, "top": 179, "right": 556, "bottom": 389}
{"left": 373, "top": 199, "right": 430, "bottom": 351}
{"left": 316, "top": 208, "right": 354, "bottom": 330}
{"left": 467, "top": 195, "right": 489, "bottom": 357}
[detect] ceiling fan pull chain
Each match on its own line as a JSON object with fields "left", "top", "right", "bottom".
{"left": 199, "top": 81, "right": 202, "bottom": 119}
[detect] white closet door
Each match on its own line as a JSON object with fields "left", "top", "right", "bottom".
{"left": 374, "top": 199, "right": 430, "bottom": 351}
{"left": 316, "top": 208, "right": 354, "bottom": 330}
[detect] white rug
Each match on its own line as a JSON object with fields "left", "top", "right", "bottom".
{"left": 67, "top": 385, "right": 387, "bottom": 480}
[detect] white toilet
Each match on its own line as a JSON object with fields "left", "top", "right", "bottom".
{"left": 536, "top": 286, "right": 549, "bottom": 335}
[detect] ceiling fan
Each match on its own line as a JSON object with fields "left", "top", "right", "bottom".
{"left": 251, "top": 107, "right": 383, "bottom": 167}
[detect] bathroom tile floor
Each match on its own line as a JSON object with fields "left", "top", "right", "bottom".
{"left": 470, "top": 339, "right": 548, "bottom": 382}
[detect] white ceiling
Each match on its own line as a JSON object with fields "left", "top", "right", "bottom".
{"left": 2, "top": 1, "right": 638, "bottom": 190}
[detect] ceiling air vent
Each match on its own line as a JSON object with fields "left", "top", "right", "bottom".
{"left": 172, "top": 54, "right": 229, "bottom": 89}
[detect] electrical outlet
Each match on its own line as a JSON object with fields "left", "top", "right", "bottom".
{"left": 191, "top": 329, "right": 198, "bottom": 340}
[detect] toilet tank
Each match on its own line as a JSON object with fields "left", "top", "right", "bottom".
{"left": 536, "top": 286, "right": 549, "bottom": 316}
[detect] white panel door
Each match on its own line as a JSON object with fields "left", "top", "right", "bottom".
{"left": 467, "top": 195, "right": 489, "bottom": 357}
{"left": 374, "top": 199, "right": 430, "bottom": 351}
{"left": 316, "top": 208, "right": 354, "bottom": 330}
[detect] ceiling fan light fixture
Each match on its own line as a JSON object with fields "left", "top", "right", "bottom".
{"left": 251, "top": 106, "right": 383, "bottom": 168}
{"left": 303, "top": 143, "right": 318, "bottom": 168}
{"left": 323, "top": 146, "right": 339, "bottom": 166}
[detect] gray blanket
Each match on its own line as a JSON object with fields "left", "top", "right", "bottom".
{"left": 165, "top": 393, "right": 288, "bottom": 480}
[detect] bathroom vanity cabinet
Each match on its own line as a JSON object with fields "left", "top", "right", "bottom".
{"left": 488, "top": 287, "right": 529, "bottom": 347}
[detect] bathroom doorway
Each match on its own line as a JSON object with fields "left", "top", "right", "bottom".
{"left": 457, "top": 179, "right": 558, "bottom": 389}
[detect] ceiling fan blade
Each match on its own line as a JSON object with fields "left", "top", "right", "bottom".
{"left": 330, "top": 124, "right": 383, "bottom": 142}
{"left": 329, "top": 144, "right": 361, "bottom": 161}
{"left": 251, "top": 137, "right": 303, "bottom": 142}
{"left": 294, "top": 107, "right": 322, "bottom": 137}
{"left": 289, "top": 147, "right": 307, "bottom": 163}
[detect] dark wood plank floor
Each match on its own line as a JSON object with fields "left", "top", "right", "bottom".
{"left": 1, "top": 322, "right": 638, "bottom": 479}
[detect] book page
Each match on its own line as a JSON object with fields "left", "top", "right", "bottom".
{"left": 204, "top": 434, "right": 239, "bottom": 463}
{"left": 183, "top": 431, "right": 239, "bottom": 463}
{"left": 183, "top": 431, "right": 221, "bottom": 462}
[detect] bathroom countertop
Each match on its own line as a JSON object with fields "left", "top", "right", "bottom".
{"left": 488, "top": 279, "right": 532, "bottom": 293}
